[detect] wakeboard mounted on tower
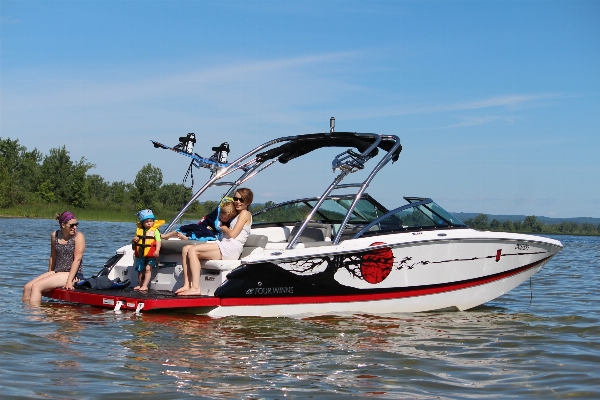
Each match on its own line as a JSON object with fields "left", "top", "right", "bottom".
{"left": 152, "top": 133, "right": 232, "bottom": 187}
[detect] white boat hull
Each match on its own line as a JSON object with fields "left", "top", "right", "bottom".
{"left": 201, "top": 229, "right": 562, "bottom": 317}
{"left": 207, "top": 261, "right": 547, "bottom": 317}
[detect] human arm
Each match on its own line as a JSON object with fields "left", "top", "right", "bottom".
{"left": 219, "top": 210, "right": 251, "bottom": 239}
{"left": 132, "top": 236, "right": 139, "bottom": 250}
{"left": 48, "top": 231, "right": 57, "bottom": 272}
{"left": 154, "top": 230, "right": 161, "bottom": 257}
{"left": 64, "top": 232, "right": 85, "bottom": 290}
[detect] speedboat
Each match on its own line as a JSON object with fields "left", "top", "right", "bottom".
{"left": 46, "top": 121, "right": 563, "bottom": 316}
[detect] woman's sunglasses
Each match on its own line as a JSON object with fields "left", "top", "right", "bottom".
{"left": 233, "top": 196, "right": 245, "bottom": 203}
{"left": 68, "top": 222, "right": 79, "bottom": 228}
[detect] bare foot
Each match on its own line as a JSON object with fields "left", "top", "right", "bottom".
{"left": 138, "top": 286, "right": 149, "bottom": 291}
{"left": 133, "top": 286, "right": 141, "bottom": 290}
{"left": 177, "top": 289, "right": 201, "bottom": 296}
{"left": 174, "top": 286, "right": 189, "bottom": 294}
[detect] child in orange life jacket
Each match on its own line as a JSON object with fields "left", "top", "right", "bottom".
{"left": 132, "top": 209, "right": 164, "bottom": 291}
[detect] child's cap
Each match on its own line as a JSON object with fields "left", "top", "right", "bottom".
{"left": 136, "top": 209, "right": 155, "bottom": 222}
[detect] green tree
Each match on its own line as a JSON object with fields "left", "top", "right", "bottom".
{"left": 513, "top": 221, "right": 522, "bottom": 232}
{"left": 158, "top": 183, "right": 192, "bottom": 211}
{"left": 581, "top": 223, "right": 596, "bottom": 235}
{"left": 69, "top": 159, "right": 95, "bottom": 207}
{"left": 501, "top": 220, "right": 514, "bottom": 232}
{"left": 557, "top": 221, "right": 578, "bottom": 234}
{"left": 490, "top": 219, "right": 501, "bottom": 230}
{"left": 252, "top": 200, "right": 276, "bottom": 214}
{"left": 199, "top": 200, "right": 218, "bottom": 216}
{"left": 87, "top": 174, "right": 109, "bottom": 202}
{"left": 0, "top": 138, "right": 42, "bottom": 207}
{"left": 522, "top": 216, "right": 543, "bottom": 233}
{"left": 37, "top": 180, "right": 57, "bottom": 203}
{"left": 133, "top": 164, "right": 163, "bottom": 209}
{"left": 108, "top": 181, "right": 131, "bottom": 206}
{"left": 39, "top": 146, "right": 94, "bottom": 206}
{"left": 465, "top": 214, "right": 490, "bottom": 230}
{"left": 40, "top": 146, "right": 73, "bottom": 202}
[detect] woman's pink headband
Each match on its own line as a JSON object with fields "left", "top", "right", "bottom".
{"left": 59, "top": 211, "right": 76, "bottom": 225}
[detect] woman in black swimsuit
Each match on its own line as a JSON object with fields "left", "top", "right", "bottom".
{"left": 22, "top": 211, "right": 85, "bottom": 305}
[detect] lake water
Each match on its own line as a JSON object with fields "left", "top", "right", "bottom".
{"left": 2, "top": 217, "right": 599, "bottom": 399}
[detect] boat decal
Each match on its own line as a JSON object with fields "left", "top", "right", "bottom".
{"left": 360, "top": 242, "right": 394, "bottom": 284}
{"left": 218, "top": 256, "right": 553, "bottom": 306}
{"left": 278, "top": 243, "right": 398, "bottom": 285}
{"left": 276, "top": 247, "right": 549, "bottom": 283}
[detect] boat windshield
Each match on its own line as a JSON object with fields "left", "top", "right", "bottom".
{"left": 355, "top": 197, "right": 467, "bottom": 237}
{"left": 252, "top": 196, "right": 466, "bottom": 239}
{"left": 252, "top": 196, "right": 389, "bottom": 225}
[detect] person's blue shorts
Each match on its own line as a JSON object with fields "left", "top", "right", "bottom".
{"left": 134, "top": 258, "right": 157, "bottom": 272}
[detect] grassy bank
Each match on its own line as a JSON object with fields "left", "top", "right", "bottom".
{"left": 0, "top": 204, "right": 205, "bottom": 223}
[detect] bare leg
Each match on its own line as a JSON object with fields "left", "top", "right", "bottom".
{"left": 175, "top": 245, "right": 194, "bottom": 294}
{"left": 23, "top": 271, "right": 56, "bottom": 302}
{"left": 28, "top": 272, "right": 70, "bottom": 305}
{"left": 162, "top": 231, "right": 180, "bottom": 240}
{"left": 134, "top": 271, "right": 144, "bottom": 290}
{"left": 139, "top": 264, "right": 152, "bottom": 291}
{"left": 178, "top": 242, "right": 222, "bottom": 296}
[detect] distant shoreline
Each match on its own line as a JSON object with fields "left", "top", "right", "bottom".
{"left": 2, "top": 213, "right": 598, "bottom": 236}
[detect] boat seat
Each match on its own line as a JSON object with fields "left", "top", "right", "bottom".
{"left": 160, "top": 239, "right": 200, "bottom": 255}
{"left": 289, "top": 222, "right": 332, "bottom": 243}
{"left": 338, "top": 223, "right": 367, "bottom": 240}
{"left": 240, "top": 234, "right": 268, "bottom": 258}
{"left": 159, "top": 234, "right": 268, "bottom": 258}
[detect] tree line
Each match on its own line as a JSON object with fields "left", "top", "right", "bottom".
{"left": 463, "top": 214, "right": 600, "bottom": 236}
{"left": 3, "top": 137, "right": 599, "bottom": 234}
{"left": 0, "top": 137, "right": 212, "bottom": 216}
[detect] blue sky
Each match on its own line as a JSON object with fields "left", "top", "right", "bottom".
{"left": 1, "top": 1, "right": 599, "bottom": 217}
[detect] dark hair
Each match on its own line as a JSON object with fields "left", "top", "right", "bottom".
{"left": 235, "top": 188, "right": 254, "bottom": 206}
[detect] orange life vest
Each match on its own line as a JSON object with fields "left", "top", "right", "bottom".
{"left": 134, "top": 220, "right": 165, "bottom": 258}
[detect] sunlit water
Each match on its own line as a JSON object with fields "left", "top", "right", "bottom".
{"left": 1, "top": 218, "right": 599, "bottom": 399}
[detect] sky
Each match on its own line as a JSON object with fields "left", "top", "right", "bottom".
{"left": 1, "top": 0, "right": 599, "bottom": 218}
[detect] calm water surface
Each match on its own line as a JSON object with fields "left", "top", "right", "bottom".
{"left": 1, "top": 218, "right": 599, "bottom": 399}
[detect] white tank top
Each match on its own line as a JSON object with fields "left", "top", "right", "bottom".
{"left": 217, "top": 215, "right": 252, "bottom": 260}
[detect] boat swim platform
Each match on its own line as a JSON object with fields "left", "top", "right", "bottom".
{"left": 46, "top": 288, "right": 220, "bottom": 313}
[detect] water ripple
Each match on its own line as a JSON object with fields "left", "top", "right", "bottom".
{"left": 1, "top": 218, "right": 599, "bottom": 398}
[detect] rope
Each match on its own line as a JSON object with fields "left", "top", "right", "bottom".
{"left": 528, "top": 277, "right": 533, "bottom": 308}
{"left": 182, "top": 160, "right": 195, "bottom": 189}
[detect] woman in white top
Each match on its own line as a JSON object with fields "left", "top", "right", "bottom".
{"left": 177, "top": 188, "right": 253, "bottom": 296}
